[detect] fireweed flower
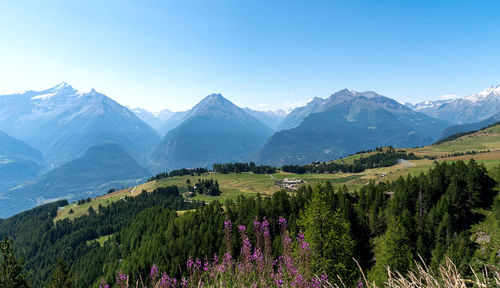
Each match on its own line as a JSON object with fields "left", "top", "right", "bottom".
{"left": 261, "top": 217, "right": 272, "bottom": 263}
{"left": 203, "top": 257, "right": 209, "bottom": 271}
{"left": 278, "top": 216, "right": 287, "bottom": 229}
{"left": 310, "top": 277, "right": 320, "bottom": 288}
{"left": 253, "top": 217, "right": 263, "bottom": 251}
{"left": 238, "top": 224, "right": 253, "bottom": 271}
{"left": 116, "top": 271, "right": 128, "bottom": 288}
{"left": 238, "top": 225, "right": 246, "bottom": 233}
{"left": 181, "top": 277, "right": 188, "bottom": 287}
{"left": 224, "top": 217, "right": 233, "bottom": 255}
{"left": 186, "top": 257, "right": 194, "bottom": 270}
{"left": 358, "top": 282, "right": 364, "bottom": 288}
{"left": 224, "top": 217, "right": 232, "bottom": 233}
{"left": 261, "top": 218, "right": 269, "bottom": 234}
{"left": 99, "top": 279, "right": 109, "bottom": 288}
{"left": 195, "top": 258, "right": 202, "bottom": 270}
{"left": 297, "top": 232, "right": 305, "bottom": 242}
{"left": 150, "top": 264, "right": 159, "bottom": 280}
{"left": 253, "top": 218, "right": 261, "bottom": 230}
{"left": 110, "top": 216, "right": 329, "bottom": 288}
{"left": 297, "top": 232, "right": 310, "bottom": 251}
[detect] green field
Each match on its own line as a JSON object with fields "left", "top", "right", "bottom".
{"left": 55, "top": 124, "right": 500, "bottom": 222}
{"left": 55, "top": 187, "right": 135, "bottom": 221}
{"left": 86, "top": 234, "right": 112, "bottom": 247}
{"left": 407, "top": 125, "right": 500, "bottom": 157}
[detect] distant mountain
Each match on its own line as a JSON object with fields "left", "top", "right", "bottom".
{"left": 130, "top": 107, "right": 173, "bottom": 130}
{"left": 277, "top": 97, "right": 327, "bottom": 131}
{"left": 0, "top": 130, "right": 44, "bottom": 163}
{"left": 279, "top": 89, "right": 450, "bottom": 139}
{"left": 0, "top": 83, "right": 161, "bottom": 166}
{"left": 130, "top": 107, "right": 191, "bottom": 136}
{"left": 439, "top": 112, "right": 500, "bottom": 139}
{"left": 407, "top": 84, "right": 500, "bottom": 124}
{"left": 0, "top": 130, "right": 47, "bottom": 191}
{"left": 244, "top": 108, "right": 287, "bottom": 130}
{"left": 276, "top": 90, "right": 403, "bottom": 131}
{"left": 157, "top": 111, "right": 189, "bottom": 135}
{"left": 0, "top": 143, "right": 149, "bottom": 218}
{"left": 255, "top": 89, "right": 451, "bottom": 166}
{"left": 151, "top": 94, "right": 273, "bottom": 170}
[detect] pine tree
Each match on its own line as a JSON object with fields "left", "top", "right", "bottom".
{"left": 298, "top": 183, "right": 357, "bottom": 284}
{"left": 0, "top": 237, "right": 30, "bottom": 288}
{"left": 46, "top": 259, "right": 74, "bottom": 288}
{"left": 371, "top": 217, "right": 413, "bottom": 285}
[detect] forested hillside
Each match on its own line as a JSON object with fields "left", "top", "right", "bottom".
{"left": 0, "top": 186, "right": 199, "bottom": 287}
{"left": 1, "top": 159, "right": 498, "bottom": 287}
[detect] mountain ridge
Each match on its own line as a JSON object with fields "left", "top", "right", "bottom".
{"left": 406, "top": 84, "right": 500, "bottom": 124}
{"left": 256, "top": 89, "right": 449, "bottom": 165}
{"left": 0, "top": 143, "right": 150, "bottom": 218}
{"left": 150, "top": 94, "right": 273, "bottom": 170}
{"left": 0, "top": 83, "right": 161, "bottom": 166}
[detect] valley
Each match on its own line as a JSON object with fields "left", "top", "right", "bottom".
{"left": 54, "top": 124, "right": 500, "bottom": 224}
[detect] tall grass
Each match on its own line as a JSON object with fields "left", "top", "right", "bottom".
{"left": 354, "top": 257, "right": 500, "bottom": 288}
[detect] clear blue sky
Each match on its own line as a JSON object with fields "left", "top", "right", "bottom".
{"left": 1, "top": 0, "right": 499, "bottom": 111}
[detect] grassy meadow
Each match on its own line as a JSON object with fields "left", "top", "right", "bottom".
{"left": 55, "top": 124, "right": 500, "bottom": 222}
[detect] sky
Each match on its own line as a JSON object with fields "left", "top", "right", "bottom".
{"left": 0, "top": 0, "right": 500, "bottom": 112}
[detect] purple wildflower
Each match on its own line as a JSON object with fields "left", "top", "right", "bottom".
{"left": 195, "top": 258, "right": 202, "bottom": 270}
{"left": 224, "top": 217, "right": 232, "bottom": 233}
{"left": 238, "top": 225, "right": 246, "bottom": 233}
{"left": 150, "top": 264, "right": 159, "bottom": 280}
{"left": 278, "top": 216, "right": 287, "bottom": 229}
{"left": 99, "top": 279, "right": 109, "bottom": 288}
{"left": 186, "top": 257, "right": 194, "bottom": 270}
{"left": 116, "top": 271, "right": 128, "bottom": 288}
{"left": 253, "top": 218, "right": 261, "bottom": 230}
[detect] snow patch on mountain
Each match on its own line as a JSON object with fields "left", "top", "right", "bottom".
{"left": 31, "top": 92, "right": 57, "bottom": 100}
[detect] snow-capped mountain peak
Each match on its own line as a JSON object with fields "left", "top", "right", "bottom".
{"left": 406, "top": 84, "right": 500, "bottom": 124}
{"left": 28, "top": 82, "right": 77, "bottom": 100}
{"left": 0, "top": 83, "right": 161, "bottom": 165}
{"left": 467, "top": 84, "right": 500, "bottom": 101}
{"left": 52, "top": 82, "right": 70, "bottom": 90}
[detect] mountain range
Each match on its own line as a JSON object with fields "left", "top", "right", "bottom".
{"left": 133, "top": 105, "right": 286, "bottom": 136}
{"left": 1, "top": 82, "right": 499, "bottom": 216}
{"left": 0, "top": 83, "right": 161, "bottom": 166}
{"left": 255, "top": 89, "right": 450, "bottom": 165}
{"left": 406, "top": 85, "right": 500, "bottom": 124}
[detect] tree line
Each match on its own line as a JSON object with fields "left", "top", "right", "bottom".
{"left": 282, "top": 149, "right": 420, "bottom": 174}
{"left": 0, "top": 160, "right": 498, "bottom": 287}
{"left": 148, "top": 168, "right": 208, "bottom": 181}
{"left": 213, "top": 162, "right": 276, "bottom": 174}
